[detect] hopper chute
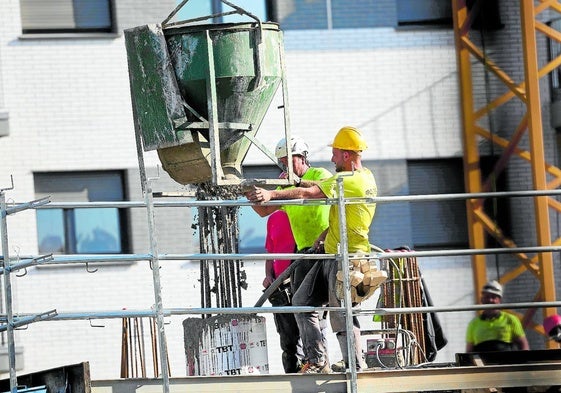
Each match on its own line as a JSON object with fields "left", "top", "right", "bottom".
{"left": 124, "top": 1, "right": 293, "bottom": 186}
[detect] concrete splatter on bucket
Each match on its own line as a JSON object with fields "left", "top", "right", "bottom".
{"left": 184, "top": 314, "right": 268, "bottom": 376}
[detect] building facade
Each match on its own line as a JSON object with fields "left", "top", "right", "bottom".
{"left": 0, "top": 0, "right": 559, "bottom": 379}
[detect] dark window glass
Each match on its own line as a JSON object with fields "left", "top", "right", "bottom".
{"left": 396, "top": 0, "right": 452, "bottom": 27}
{"left": 20, "top": 0, "right": 114, "bottom": 34}
{"left": 549, "top": 18, "right": 561, "bottom": 100}
{"left": 407, "top": 157, "right": 509, "bottom": 249}
{"left": 408, "top": 158, "right": 468, "bottom": 249}
{"left": 270, "top": 0, "right": 395, "bottom": 30}
{"left": 36, "top": 209, "right": 66, "bottom": 253}
{"left": 479, "top": 156, "right": 510, "bottom": 247}
{"left": 34, "top": 171, "right": 128, "bottom": 255}
{"left": 271, "top": 0, "right": 328, "bottom": 30}
{"left": 332, "top": 0, "right": 383, "bottom": 29}
{"left": 172, "top": 0, "right": 267, "bottom": 25}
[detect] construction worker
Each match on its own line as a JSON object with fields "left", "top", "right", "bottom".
{"left": 249, "top": 136, "right": 332, "bottom": 373}
{"left": 543, "top": 314, "right": 561, "bottom": 343}
{"left": 263, "top": 210, "right": 303, "bottom": 373}
{"left": 250, "top": 136, "right": 332, "bottom": 255}
{"left": 465, "top": 280, "right": 530, "bottom": 352}
{"left": 247, "top": 126, "right": 378, "bottom": 374}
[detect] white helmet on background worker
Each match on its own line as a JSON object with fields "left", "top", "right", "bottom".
{"left": 482, "top": 280, "right": 503, "bottom": 298}
{"left": 275, "top": 136, "right": 309, "bottom": 159}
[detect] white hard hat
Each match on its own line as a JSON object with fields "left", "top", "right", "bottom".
{"left": 275, "top": 136, "right": 309, "bottom": 158}
{"left": 482, "top": 280, "right": 503, "bottom": 297}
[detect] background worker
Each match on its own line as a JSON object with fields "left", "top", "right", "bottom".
{"left": 263, "top": 210, "right": 303, "bottom": 373}
{"left": 465, "top": 280, "right": 530, "bottom": 352}
{"left": 247, "top": 126, "right": 379, "bottom": 374}
{"left": 543, "top": 314, "right": 561, "bottom": 343}
{"left": 249, "top": 136, "right": 332, "bottom": 371}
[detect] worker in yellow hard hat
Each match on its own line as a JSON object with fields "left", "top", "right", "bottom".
{"left": 247, "top": 126, "right": 380, "bottom": 374}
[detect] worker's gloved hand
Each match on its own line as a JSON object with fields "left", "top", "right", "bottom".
{"left": 311, "top": 240, "right": 324, "bottom": 253}
{"left": 246, "top": 186, "right": 272, "bottom": 203}
{"left": 263, "top": 275, "right": 274, "bottom": 288}
{"left": 550, "top": 326, "right": 561, "bottom": 343}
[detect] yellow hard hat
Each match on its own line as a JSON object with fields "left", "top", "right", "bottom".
{"left": 329, "top": 126, "right": 368, "bottom": 151}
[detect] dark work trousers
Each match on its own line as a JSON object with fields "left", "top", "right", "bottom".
{"left": 268, "top": 282, "right": 303, "bottom": 373}
{"left": 291, "top": 258, "right": 331, "bottom": 364}
{"left": 292, "top": 258, "right": 362, "bottom": 367}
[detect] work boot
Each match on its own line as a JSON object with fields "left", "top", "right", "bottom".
{"left": 331, "top": 360, "right": 347, "bottom": 372}
{"left": 336, "top": 330, "right": 366, "bottom": 371}
{"left": 299, "top": 361, "right": 331, "bottom": 374}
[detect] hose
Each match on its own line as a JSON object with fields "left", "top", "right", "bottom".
{"left": 255, "top": 244, "right": 385, "bottom": 307}
{"left": 254, "top": 259, "right": 304, "bottom": 307}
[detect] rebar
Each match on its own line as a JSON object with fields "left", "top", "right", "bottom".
{"left": 379, "top": 250, "right": 426, "bottom": 365}
{"left": 195, "top": 184, "right": 244, "bottom": 314}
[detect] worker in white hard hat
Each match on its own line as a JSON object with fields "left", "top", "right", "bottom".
{"left": 465, "top": 280, "right": 529, "bottom": 352}
{"left": 249, "top": 135, "right": 332, "bottom": 373}
{"left": 247, "top": 126, "right": 381, "bottom": 374}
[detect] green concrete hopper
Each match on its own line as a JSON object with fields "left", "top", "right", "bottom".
{"left": 124, "top": 18, "right": 284, "bottom": 185}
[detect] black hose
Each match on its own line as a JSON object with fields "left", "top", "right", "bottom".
{"left": 254, "top": 259, "right": 303, "bottom": 307}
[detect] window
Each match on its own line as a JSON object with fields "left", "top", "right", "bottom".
{"left": 173, "top": 0, "right": 268, "bottom": 25}
{"left": 396, "top": 0, "right": 452, "bottom": 28}
{"left": 549, "top": 18, "right": 561, "bottom": 101}
{"left": 272, "top": 0, "right": 328, "bottom": 30}
{"left": 20, "top": 0, "right": 115, "bottom": 35}
{"left": 34, "top": 171, "right": 129, "bottom": 254}
{"left": 407, "top": 157, "right": 509, "bottom": 249}
{"left": 407, "top": 159, "right": 468, "bottom": 249}
{"left": 0, "top": 109, "right": 7, "bottom": 137}
{"left": 332, "top": 0, "right": 390, "bottom": 29}
{"left": 271, "top": 0, "right": 394, "bottom": 30}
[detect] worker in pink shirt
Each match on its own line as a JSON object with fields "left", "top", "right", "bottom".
{"left": 264, "top": 210, "right": 302, "bottom": 373}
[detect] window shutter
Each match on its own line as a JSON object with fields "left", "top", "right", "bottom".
{"left": 20, "top": 0, "right": 75, "bottom": 30}
{"left": 34, "top": 172, "right": 124, "bottom": 202}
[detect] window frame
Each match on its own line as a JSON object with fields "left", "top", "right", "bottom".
{"left": 34, "top": 170, "right": 130, "bottom": 255}
{"left": 395, "top": 0, "right": 453, "bottom": 29}
{"left": 20, "top": 0, "right": 117, "bottom": 36}
{"left": 407, "top": 158, "right": 468, "bottom": 250}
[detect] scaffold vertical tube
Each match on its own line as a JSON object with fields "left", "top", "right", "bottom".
{"left": 336, "top": 176, "right": 358, "bottom": 393}
{"left": 144, "top": 181, "right": 170, "bottom": 392}
{"left": 0, "top": 192, "right": 17, "bottom": 393}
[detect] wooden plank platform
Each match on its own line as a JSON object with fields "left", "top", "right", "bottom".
{"left": 90, "top": 362, "right": 561, "bottom": 393}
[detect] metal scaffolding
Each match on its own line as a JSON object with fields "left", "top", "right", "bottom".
{"left": 3, "top": 178, "right": 561, "bottom": 392}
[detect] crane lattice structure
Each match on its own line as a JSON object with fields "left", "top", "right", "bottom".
{"left": 453, "top": 0, "right": 561, "bottom": 348}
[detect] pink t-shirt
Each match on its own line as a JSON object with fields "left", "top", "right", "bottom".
{"left": 265, "top": 210, "right": 296, "bottom": 278}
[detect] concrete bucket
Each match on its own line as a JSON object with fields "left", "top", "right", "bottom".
{"left": 124, "top": 19, "right": 283, "bottom": 185}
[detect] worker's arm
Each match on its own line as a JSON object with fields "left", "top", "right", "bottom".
{"left": 465, "top": 343, "right": 475, "bottom": 352}
{"left": 298, "top": 179, "right": 321, "bottom": 188}
{"left": 312, "top": 228, "right": 328, "bottom": 252}
{"left": 250, "top": 204, "right": 278, "bottom": 217}
{"left": 246, "top": 184, "right": 326, "bottom": 203}
{"left": 513, "top": 335, "right": 530, "bottom": 350}
{"left": 263, "top": 259, "right": 275, "bottom": 288}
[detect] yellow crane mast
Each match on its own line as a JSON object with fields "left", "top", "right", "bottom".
{"left": 453, "top": 0, "right": 561, "bottom": 347}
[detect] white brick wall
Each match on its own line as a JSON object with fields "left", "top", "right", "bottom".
{"left": 0, "top": 0, "right": 557, "bottom": 381}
